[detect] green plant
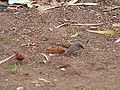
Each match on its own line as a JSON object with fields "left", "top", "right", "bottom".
{"left": 68, "top": 27, "right": 78, "bottom": 34}
{"left": 110, "top": 84, "right": 117, "bottom": 89}
{"left": 7, "top": 63, "right": 17, "bottom": 73}
{"left": 105, "top": 82, "right": 118, "bottom": 90}
{"left": 6, "top": 35, "right": 13, "bottom": 41}
{"left": 39, "top": 33, "right": 47, "bottom": 40}
{"left": 29, "top": 62, "right": 37, "bottom": 68}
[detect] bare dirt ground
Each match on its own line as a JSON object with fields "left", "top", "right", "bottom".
{"left": 0, "top": 0, "right": 120, "bottom": 90}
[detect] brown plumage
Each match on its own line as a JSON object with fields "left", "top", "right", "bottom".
{"left": 43, "top": 49, "right": 65, "bottom": 53}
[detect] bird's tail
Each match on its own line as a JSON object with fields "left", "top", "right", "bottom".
{"left": 43, "top": 49, "right": 65, "bottom": 53}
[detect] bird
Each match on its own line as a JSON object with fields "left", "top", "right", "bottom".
{"left": 43, "top": 41, "right": 85, "bottom": 54}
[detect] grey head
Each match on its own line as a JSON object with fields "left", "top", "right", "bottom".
{"left": 64, "top": 42, "right": 85, "bottom": 54}
{"left": 71, "top": 42, "right": 85, "bottom": 49}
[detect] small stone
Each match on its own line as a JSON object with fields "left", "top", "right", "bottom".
{"left": 16, "top": 86, "right": 24, "bottom": 90}
{"left": 60, "top": 68, "right": 66, "bottom": 71}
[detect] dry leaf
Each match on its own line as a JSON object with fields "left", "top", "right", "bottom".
{"left": 112, "top": 23, "right": 120, "bottom": 27}
{"left": 68, "top": 0, "right": 78, "bottom": 5}
{"left": 86, "top": 30, "right": 118, "bottom": 35}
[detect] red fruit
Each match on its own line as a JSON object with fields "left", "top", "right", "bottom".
{"left": 16, "top": 53, "right": 25, "bottom": 61}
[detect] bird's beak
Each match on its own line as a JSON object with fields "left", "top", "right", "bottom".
{"left": 81, "top": 45, "right": 85, "bottom": 49}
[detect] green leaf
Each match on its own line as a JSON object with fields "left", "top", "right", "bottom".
{"left": 7, "top": 64, "right": 17, "bottom": 72}
{"left": 69, "top": 27, "right": 77, "bottom": 34}
{"left": 111, "top": 84, "right": 117, "bottom": 89}
{"left": 24, "top": 1, "right": 32, "bottom": 3}
{"left": 6, "top": 35, "right": 13, "bottom": 41}
{"left": 39, "top": 33, "right": 47, "bottom": 40}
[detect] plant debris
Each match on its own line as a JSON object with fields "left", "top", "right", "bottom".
{"left": 86, "top": 30, "right": 119, "bottom": 35}
{"left": 112, "top": 23, "right": 120, "bottom": 27}
{"left": 71, "top": 32, "right": 78, "bottom": 37}
{"left": 40, "top": 53, "right": 50, "bottom": 61}
{"left": 7, "top": 63, "right": 17, "bottom": 73}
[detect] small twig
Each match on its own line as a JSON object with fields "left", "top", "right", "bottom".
{"left": 55, "top": 23, "right": 103, "bottom": 28}
{"left": 38, "top": 78, "right": 50, "bottom": 83}
{"left": 40, "top": 53, "right": 49, "bottom": 61}
{"left": 0, "top": 54, "right": 16, "bottom": 64}
{"left": 71, "top": 32, "right": 78, "bottom": 37}
{"left": 56, "top": 23, "right": 69, "bottom": 28}
{"left": 71, "top": 23, "right": 103, "bottom": 26}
